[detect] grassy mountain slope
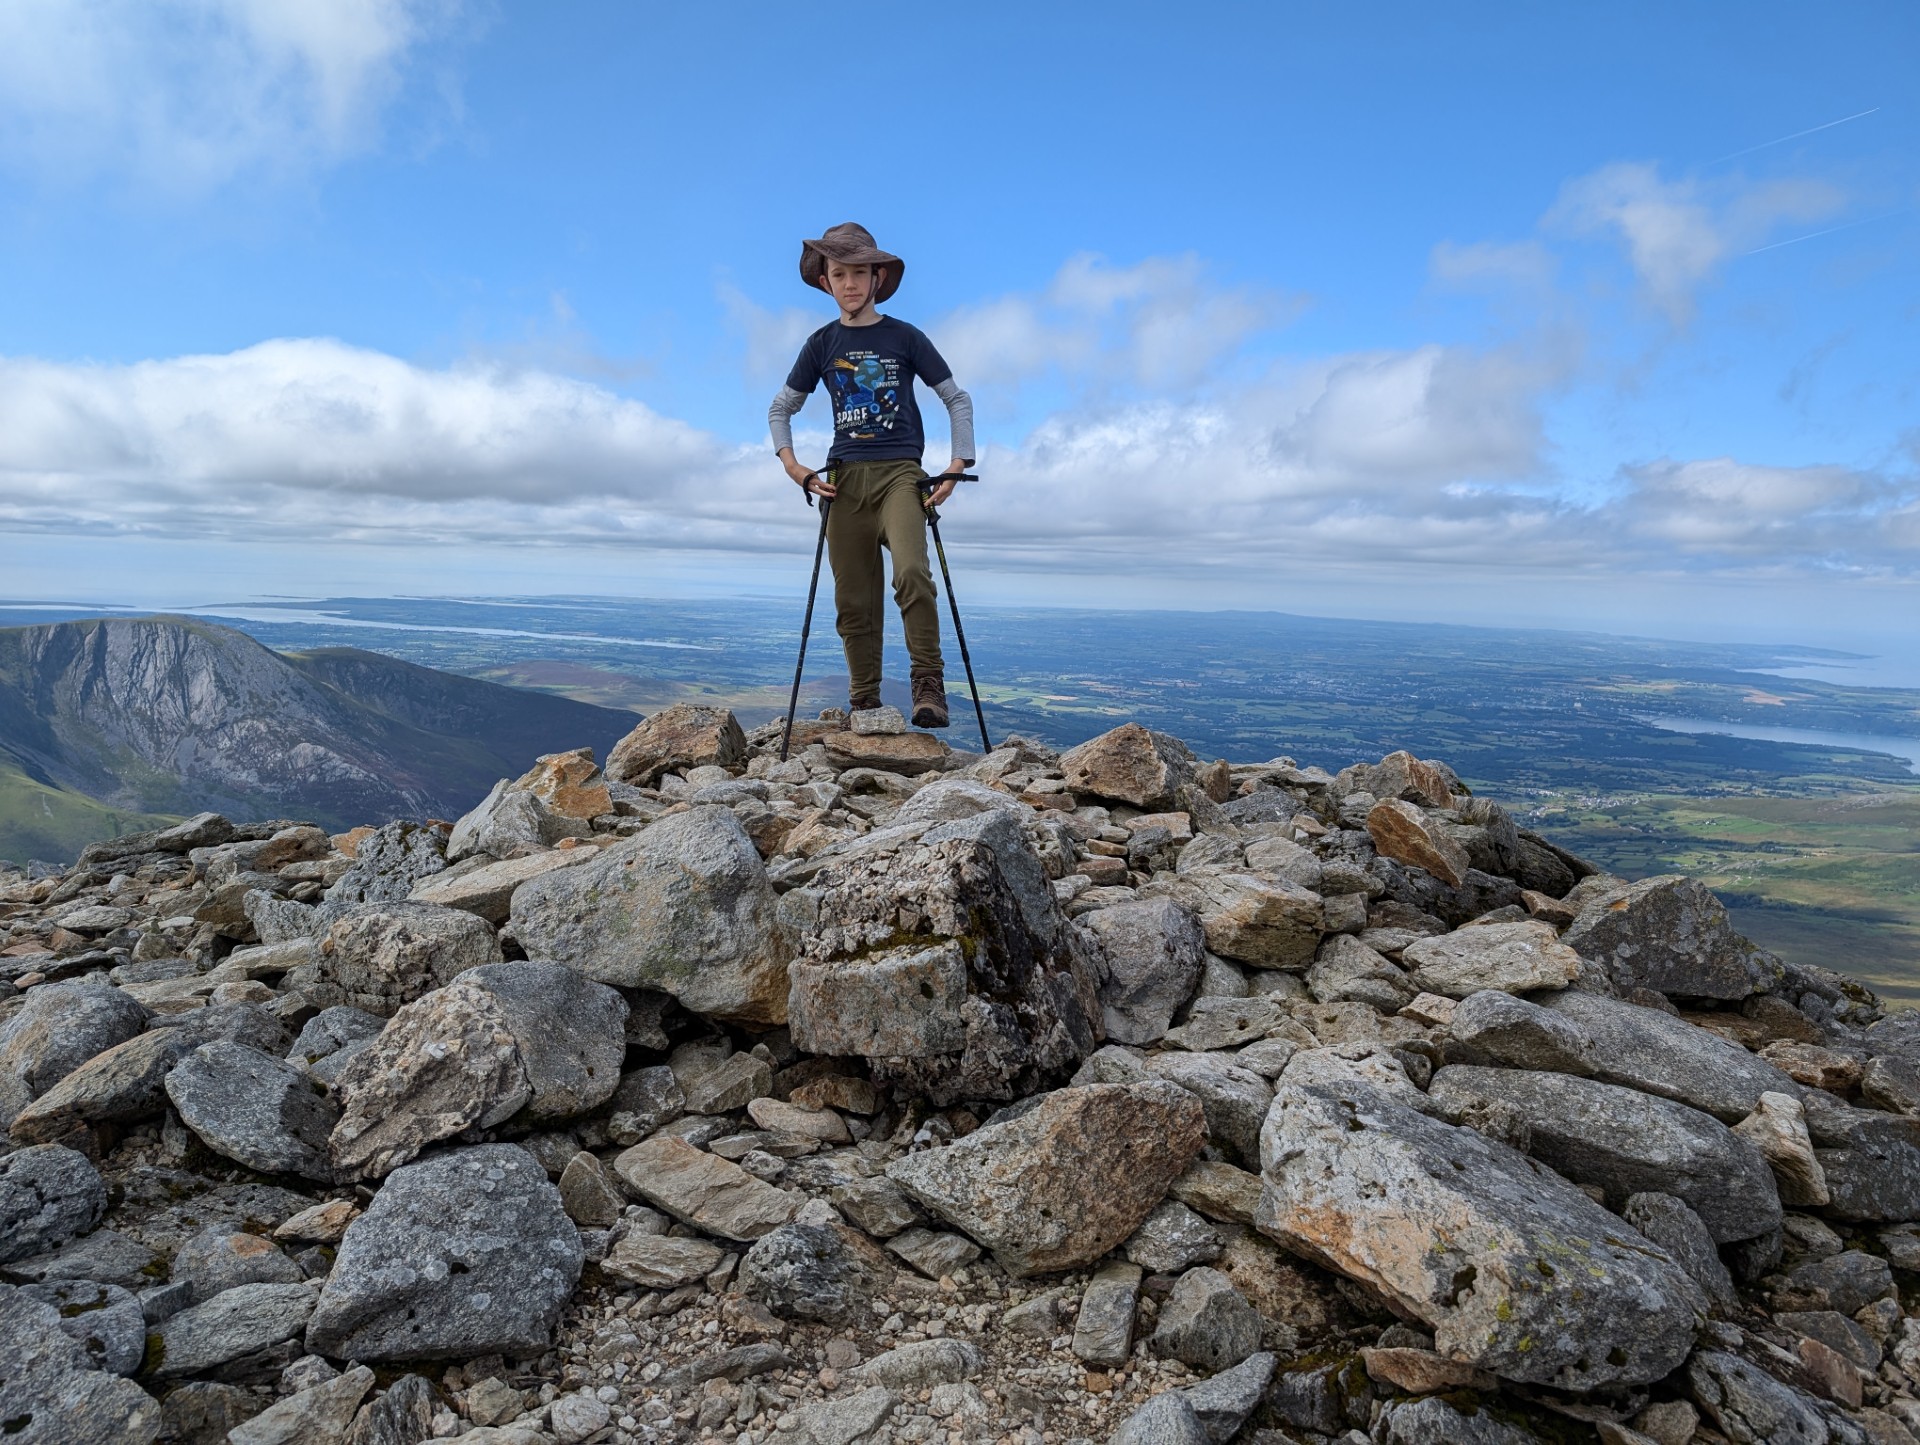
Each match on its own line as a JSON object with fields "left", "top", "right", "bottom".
{"left": 0, "top": 758, "right": 178, "bottom": 865}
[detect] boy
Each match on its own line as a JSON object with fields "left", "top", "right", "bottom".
{"left": 768, "top": 222, "right": 974, "bottom": 729}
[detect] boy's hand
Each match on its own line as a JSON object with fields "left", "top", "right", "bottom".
{"left": 781, "top": 452, "right": 835, "bottom": 499}
{"left": 926, "top": 462, "right": 967, "bottom": 507}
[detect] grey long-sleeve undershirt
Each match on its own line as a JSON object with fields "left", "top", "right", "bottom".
{"left": 768, "top": 378, "right": 975, "bottom": 465}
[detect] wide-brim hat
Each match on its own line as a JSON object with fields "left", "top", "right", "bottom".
{"left": 799, "top": 222, "right": 903, "bottom": 303}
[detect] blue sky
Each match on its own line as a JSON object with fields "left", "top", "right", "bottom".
{"left": 0, "top": 1, "right": 1916, "bottom": 657}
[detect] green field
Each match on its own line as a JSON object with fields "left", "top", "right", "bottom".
{"left": 1530, "top": 787, "right": 1920, "bottom": 1005}
{"left": 0, "top": 761, "right": 178, "bottom": 867}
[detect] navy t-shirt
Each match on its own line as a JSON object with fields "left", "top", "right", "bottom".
{"left": 784, "top": 316, "right": 953, "bottom": 464}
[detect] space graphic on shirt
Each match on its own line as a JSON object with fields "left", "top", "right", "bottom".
{"left": 826, "top": 353, "right": 903, "bottom": 440}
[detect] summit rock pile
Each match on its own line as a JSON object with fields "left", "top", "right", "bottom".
{"left": 3, "top": 704, "right": 1919, "bottom": 1445}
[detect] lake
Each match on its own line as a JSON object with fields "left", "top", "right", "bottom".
{"left": 1642, "top": 717, "right": 1920, "bottom": 775}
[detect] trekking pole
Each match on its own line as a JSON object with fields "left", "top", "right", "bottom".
{"left": 779, "top": 473, "right": 833, "bottom": 762}
{"left": 919, "top": 474, "right": 992, "bottom": 753}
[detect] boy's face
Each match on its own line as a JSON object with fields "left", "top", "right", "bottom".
{"left": 825, "top": 260, "right": 880, "bottom": 312}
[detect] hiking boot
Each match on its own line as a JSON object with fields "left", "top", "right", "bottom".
{"left": 911, "top": 670, "right": 950, "bottom": 729}
{"left": 849, "top": 692, "right": 882, "bottom": 713}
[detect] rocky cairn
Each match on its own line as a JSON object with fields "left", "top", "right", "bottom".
{"left": 2, "top": 703, "right": 1918, "bottom": 1445}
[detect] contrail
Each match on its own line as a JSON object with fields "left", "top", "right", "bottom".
{"left": 1744, "top": 213, "right": 1894, "bottom": 256}
{"left": 1713, "top": 107, "right": 1879, "bottom": 164}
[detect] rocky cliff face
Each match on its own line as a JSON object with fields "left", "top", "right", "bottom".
{"left": 0, "top": 616, "right": 637, "bottom": 837}
{"left": 1, "top": 705, "right": 1917, "bottom": 1445}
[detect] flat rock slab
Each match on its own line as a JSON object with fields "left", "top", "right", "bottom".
{"left": 884, "top": 1228, "right": 980, "bottom": 1280}
{"left": 1429, "top": 1065, "right": 1782, "bottom": 1243}
{"left": 1401, "top": 921, "right": 1581, "bottom": 997}
{"left": 150, "top": 1281, "right": 320, "bottom": 1377}
{"left": 613, "top": 1134, "right": 802, "bottom": 1241}
{"left": 1256, "top": 1080, "right": 1706, "bottom": 1392}
{"left": 227, "top": 1364, "right": 374, "bottom": 1445}
{"left": 886, "top": 1080, "right": 1206, "bottom": 1276}
{"left": 601, "top": 1234, "right": 726, "bottom": 1289}
{"left": 1542, "top": 990, "right": 1800, "bottom": 1122}
{"left": 408, "top": 850, "right": 590, "bottom": 924}
{"left": 821, "top": 730, "right": 951, "bottom": 776}
{"left": 307, "top": 1143, "right": 582, "bottom": 1362}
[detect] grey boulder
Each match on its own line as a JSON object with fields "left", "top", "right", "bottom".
{"left": 1145, "top": 1052, "right": 1274, "bottom": 1166}
{"left": 1175, "top": 1351, "right": 1274, "bottom": 1443}
{"left": 0, "top": 981, "right": 148, "bottom": 1103}
{"left": 1428, "top": 1065, "right": 1782, "bottom": 1243}
{"left": 1085, "top": 897, "right": 1208, "bottom": 1045}
{"left": 16, "top": 1279, "right": 146, "bottom": 1376}
{"left": 306, "top": 1143, "right": 582, "bottom": 1361}
{"left": 0, "top": 1284, "right": 161, "bottom": 1443}
{"left": 1620, "top": 1192, "right": 1737, "bottom": 1311}
{"left": 737, "top": 1223, "right": 895, "bottom": 1324}
{"left": 1149, "top": 1266, "right": 1262, "bottom": 1373}
{"left": 172, "top": 1228, "right": 306, "bottom": 1303}
{"left": 1542, "top": 989, "right": 1800, "bottom": 1121}
{"left": 887, "top": 1081, "right": 1206, "bottom": 1276}
{"left": 1562, "top": 875, "right": 1781, "bottom": 1000}
{"left": 510, "top": 806, "right": 794, "bottom": 1026}
{"left": 329, "top": 962, "right": 625, "bottom": 1179}
{"left": 1446, "top": 988, "right": 1597, "bottom": 1074}
{"left": 1256, "top": 1080, "right": 1706, "bottom": 1391}
{"left": 792, "top": 810, "right": 1101, "bottom": 1104}
{"left": 447, "top": 779, "right": 588, "bottom": 864}
{"left": 452, "top": 961, "right": 627, "bottom": 1121}
{"left": 315, "top": 901, "right": 502, "bottom": 1015}
{"left": 1109, "top": 1391, "right": 1210, "bottom": 1445}
{"left": 1688, "top": 1349, "right": 1835, "bottom": 1444}
{"left": 164, "top": 1040, "right": 340, "bottom": 1181}
{"left": 1376, "top": 1396, "right": 1544, "bottom": 1445}
{"left": 0, "top": 1145, "right": 109, "bottom": 1264}
{"left": 1306, "top": 935, "right": 1415, "bottom": 1011}
{"left": 315, "top": 821, "right": 449, "bottom": 921}
{"left": 285, "top": 1005, "right": 385, "bottom": 1084}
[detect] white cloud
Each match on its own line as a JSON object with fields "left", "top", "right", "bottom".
{"left": 1548, "top": 161, "right": 1844, "bottom": 320}
{"left": 935, "top": 253, "right": 1300, "bottom": 394}
{"left": 1, "top": 335, "right": 1910, "bottom": 586}
{"left": 1619, "top": 457, "right": 1902, "bottom": 558}
{"left": 0, "top": 0, "right": 464, "bottom": 190}
{"left": 718, "top": 282, "right": 822, "bottom": 387}
{"left": 1429, "top": 240, "right": 1557, "bottom": 292}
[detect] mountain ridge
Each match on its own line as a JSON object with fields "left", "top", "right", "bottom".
{"left": 0, "top": 615, "right": 638, "bottom": 851}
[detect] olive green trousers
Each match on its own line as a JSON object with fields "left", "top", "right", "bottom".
{"left": 826, "top": 459, "right": 944, "bottom": 701}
